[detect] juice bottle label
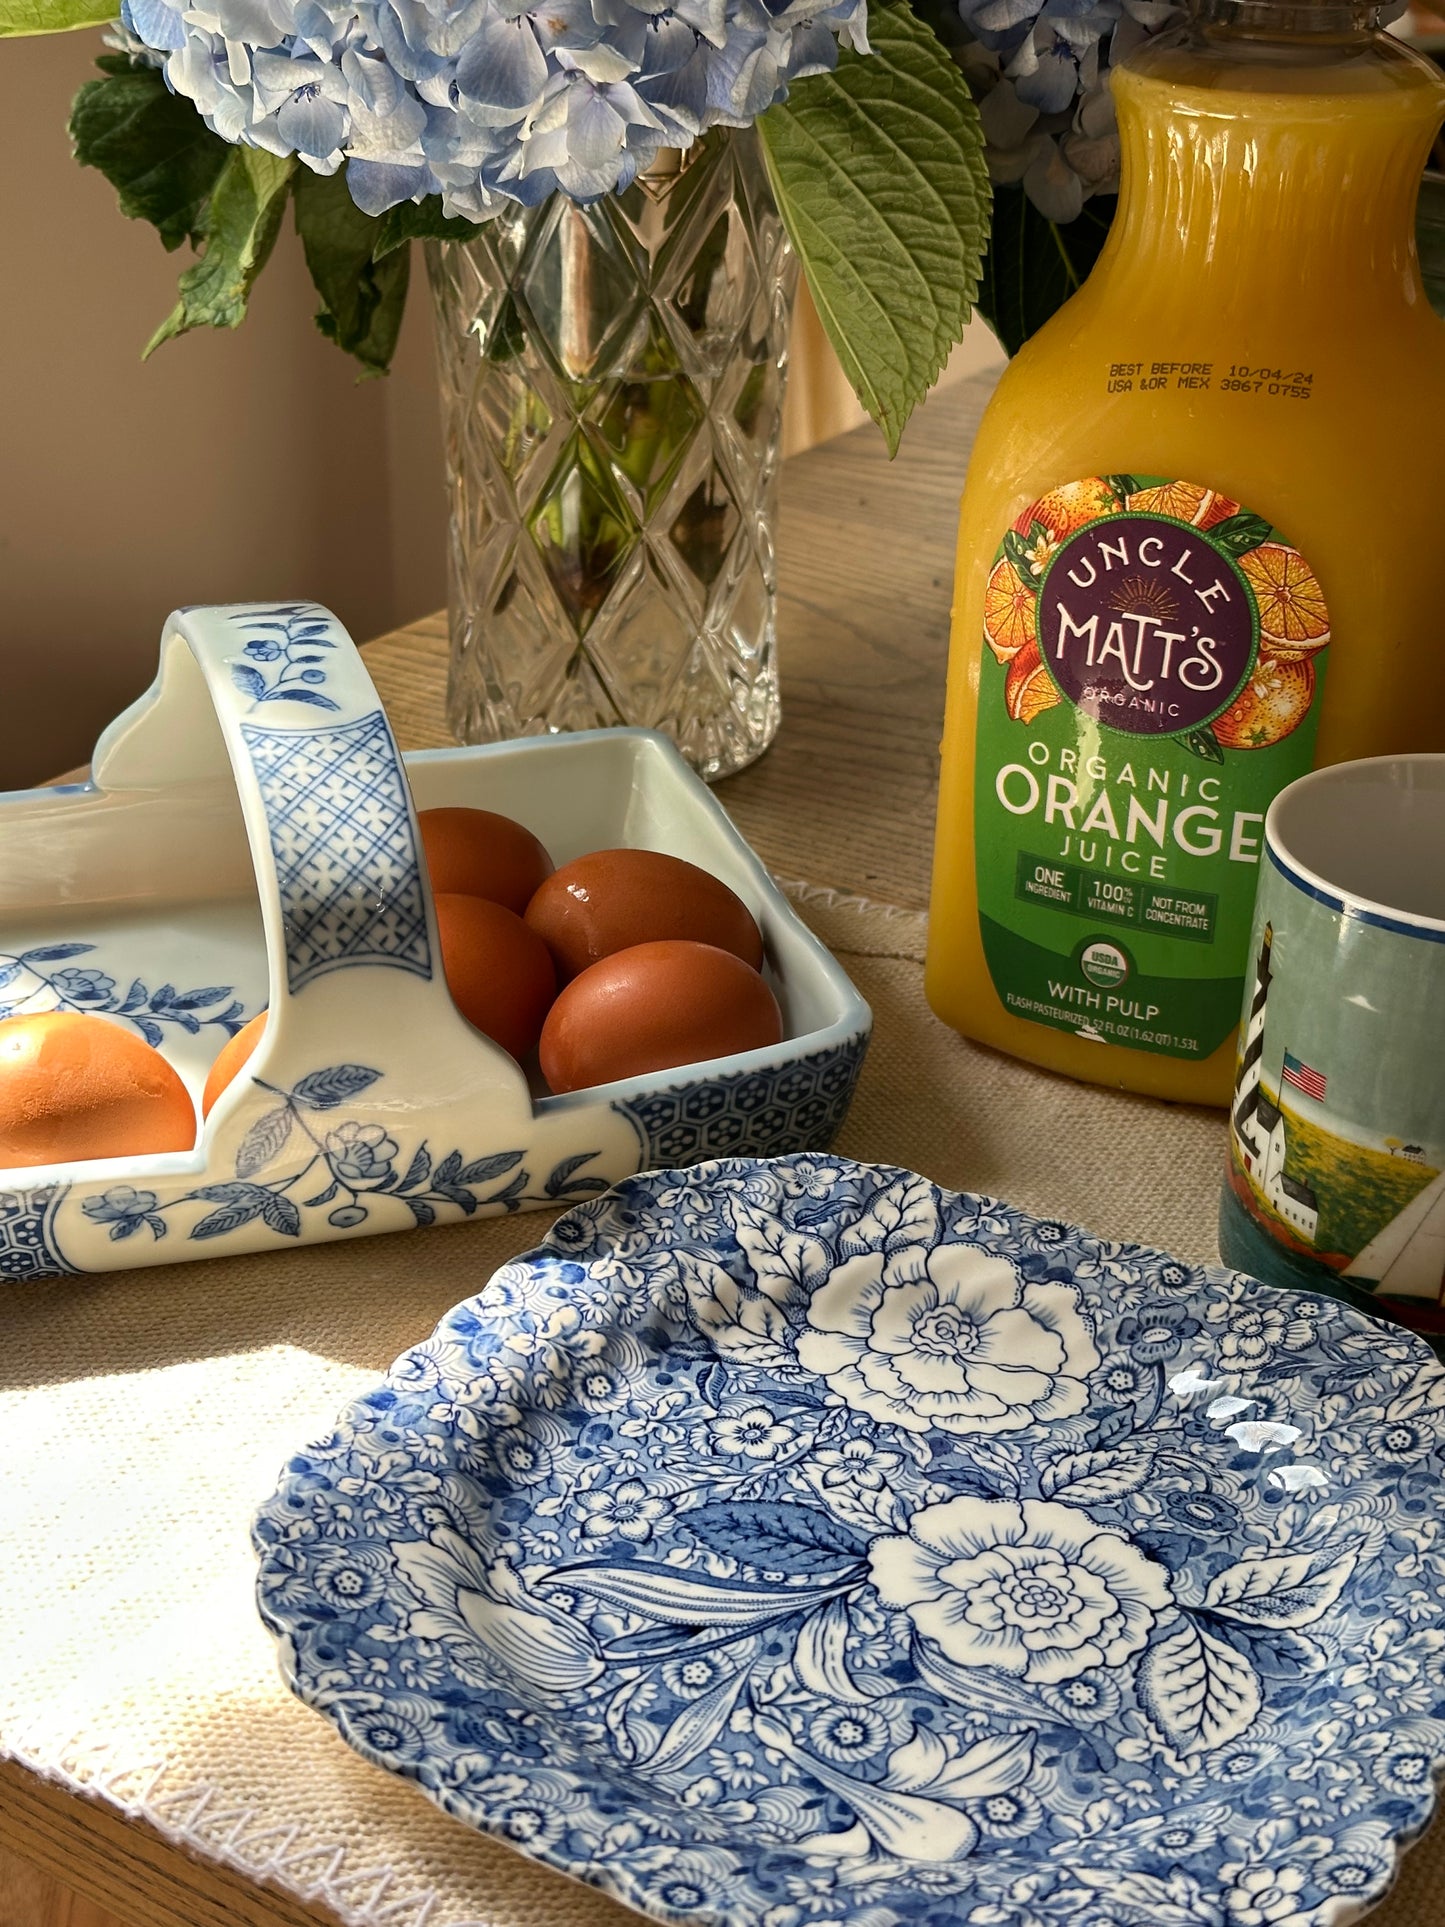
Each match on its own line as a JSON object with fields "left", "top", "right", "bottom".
{"left": 972, "top": 474, "right": 1329, "bottom": 1059}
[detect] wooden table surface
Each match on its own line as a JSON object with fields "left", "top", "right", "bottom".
{"left": 0, "top": 375, "right": 992, "bottom": 1927}
{"left": 6, "top": 371, "right": 1441, "bottom": 1927}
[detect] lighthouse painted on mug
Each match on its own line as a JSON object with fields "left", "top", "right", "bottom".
{"left": 1229, "top": 927, "right": 1321, "bottom": 1246}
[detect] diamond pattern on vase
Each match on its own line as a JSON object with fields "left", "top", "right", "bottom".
{"left": 657, "top": 622, "right": 778, "bottom": 774}
{"left": 719, "top": 352, "right": 784, "bottom": 459}
{"left": 241, "top": 711, "right": 432, "bottom": 992}
{"left": 518, "top": 197, "right": 648, "bottom": 383}
{"left": 585, "top": 549, "right": 698, "bottom": 728}
{"left": 439, "top": 235, "right": 505, "bottom": 360}
{"left": 429, "top": 128, "right": 797, "bottom": 779}
{"left": 585, "top": 314, "right": 702, "bottom": 514}
{"left": 526, "top": 431, "right": 641, "bottom": 637}
{"left": 669, "top": 466, "right": 743, "bottom": 598}
{"left": 471, "top": 553, "right": 561, "bottom": 718}
{"left": 710, "top": 551, "right": 774, "bottom": 670}
{"left": 476, "top": 347, "right": 556, "bottom": 486}
{"left": 612, "top": 1033, "right": 868, "bottom": 1169}
{"left": 0, "top": 1183, "right": 73, "bottom": 1281}
{"left": 654, "top": 174, "right": 762, "bottom": 383}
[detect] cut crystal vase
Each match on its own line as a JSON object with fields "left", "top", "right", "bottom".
{"left": 427, "top": 130, "right": 798, "bottom": 780}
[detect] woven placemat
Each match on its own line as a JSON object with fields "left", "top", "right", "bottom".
{"left": 1, "top": 888, "right": 1439, "bottom": 1927}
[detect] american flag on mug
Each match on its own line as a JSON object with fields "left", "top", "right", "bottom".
{"left": 1282, "top": 1050, "right": 1327, "bottom": 1101}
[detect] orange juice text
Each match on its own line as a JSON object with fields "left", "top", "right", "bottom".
{"left": 927, "top": 1, "right": 1445, "bottom": 1105}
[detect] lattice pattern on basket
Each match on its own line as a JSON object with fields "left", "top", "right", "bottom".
{"left": 614, "top": 1032, "right": 868, "bottom": 1165}
{"left": 0, "top": 1183, "right": 74, "bottom": 1281}
{"left": 241, "top": 711, "right": 432, "bottom": 991}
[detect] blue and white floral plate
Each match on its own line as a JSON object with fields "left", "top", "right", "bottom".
{"left": 254, "top": 1159, "right": 1445, "bottom": 1927}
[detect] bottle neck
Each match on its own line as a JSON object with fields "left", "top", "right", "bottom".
{"left": 1098, "top": 22, "right": 1443, "bottom": 324}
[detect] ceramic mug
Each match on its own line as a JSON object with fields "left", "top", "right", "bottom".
{"left": 1218, "top": 754, "right": 1445, "bottom": 1341}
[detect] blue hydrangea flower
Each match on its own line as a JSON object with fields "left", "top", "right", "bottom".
{"left": 116, "top": 0, "right": 870, "bottom": 220}
{"left": 957, "top": 0, "right": 1179, "bottom": 219}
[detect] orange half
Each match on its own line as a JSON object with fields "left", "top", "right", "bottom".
{"left": 983, "top": 557, "right": 1038, "bottom": 664}
{"left": 1127, "top": 480, "right": 1214, "bottom": 523}
{"left": 1213, "top": 655, "right": 1316, "bottom": 749}
{"left": 1238, "top": 543, "right": 1330, "bottom": 657}
{"left": 1019, "top": 476, "right": 1119, "bottom": 541}
{"left": 1004, "top": 642, "right": 1062, "bottom": 725}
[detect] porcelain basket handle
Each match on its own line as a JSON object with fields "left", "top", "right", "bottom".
{"left": 96, "top": 601, "right": 531, "bottom": 1125}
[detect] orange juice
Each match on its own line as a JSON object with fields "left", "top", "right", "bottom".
{"left": 927, "top": 2, "right": 1445, "bottom": 1106}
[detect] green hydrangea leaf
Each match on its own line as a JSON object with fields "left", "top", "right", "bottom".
{"left": 146, "top": 147, "right": 295, "bottom": 354}
{"left": 759, "top": 2, "right": 990, "bottom": 455}
{"left": 70, "top": 60, "right": 230, "bottom": 252}
{"left": 294, "top": 166, "right": 410, "bottom": 375}
{"left": 0, "top": 0, "right": 113, "bottom": 35}
{"left": 975, "top": 183, "right": 1116, "bottom": 356}
{"left": 374, "top": 196, "right": 479, "bottom": 258}
{"left": 323, "top": 238, "right": 409, "bottom": 377}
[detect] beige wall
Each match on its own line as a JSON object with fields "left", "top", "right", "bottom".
{"left": 0, "top": 30, "right": 1001, "bottom": 785}
{"left": 784, "top": 287, "right": 1002, "bottom": 456}
{"left": 0, "top": 29, "right": 443, "bottom": 787}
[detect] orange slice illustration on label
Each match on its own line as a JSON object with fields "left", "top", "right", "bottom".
{"left": 1213, "top": 654, "right": 1315, "bottom": 749}
{"left": 983, "top": 557, "right": 1038, "bottom": 664}
{"left": 1004, "top": 642, "right": 1062, "bottom": 724}
{"left": 1238, "top": 543, "right": 1331, "bottom": 658}
{"left": 1198, "top": 491, "right": 1241, "bottom": 529}
{"left": 1125, "top": 480, "right": 1240, "bottom": 528}
{"left": 1015, "top": 476, "right": 1120, "bottom": 541}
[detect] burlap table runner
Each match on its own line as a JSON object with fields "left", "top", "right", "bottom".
{"left": 2, "top": 880, "right": 1440, "bottom": 1927}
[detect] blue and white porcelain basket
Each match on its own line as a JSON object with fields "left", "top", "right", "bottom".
{"left": 0, "top": 603, "right": 869, "bottom": 1283}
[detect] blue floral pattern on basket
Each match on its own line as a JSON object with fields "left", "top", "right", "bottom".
{"left": 253, "top": 1158, "right": 1445, "bottom": 1927}
{"left": 80, "top": 1062, "right": 610, "bottom": 1245}
{"left": 0, "top": 943, "right": 248, "bottom": 1046}
{"left": 229, "top": 603, "right": 341, "bottom": 712}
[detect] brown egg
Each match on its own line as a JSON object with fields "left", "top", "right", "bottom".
{"left": 203, "top": 1010, "right": 267, "bottom": 1117}
{"left": 525, "top": 849, "right": 764, "bottom": 983}
{"left": 540, "top": 940, "right": 783, "bottom": 1094}
{"left": 435, "top": 892, "right": 556, "bottom": 1061}
{"left": 418, "top": 807, "right": 554, "bottom": 916}
{"left": 0, "top": 1010, "right": 195, "bottom": 1169}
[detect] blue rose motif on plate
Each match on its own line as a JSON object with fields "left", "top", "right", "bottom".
{"left": 796, "top": 1246, "right": 1100, "bottom": 1434}
{"left": 254, "top": 1157, "right": 1445, "bottom": 1927}
{"left": 870, "top": 1494, "right": 1171, "bottom": 1684}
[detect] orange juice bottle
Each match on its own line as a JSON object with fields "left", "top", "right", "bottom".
{"left": 927, "top": 0, "right": 1445, "bottom": 1106}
